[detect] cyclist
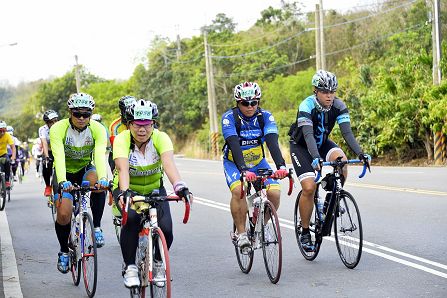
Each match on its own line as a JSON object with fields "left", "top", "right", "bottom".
{"left": 112, "top": 99, "right": 190, "bottom": 288}
{"left": 108, "top": 95, "right": 137, "bottom": 172}
{"left": 221, "top": 81, "right": 288, "bottom": 252}
{"left": 288, "top": 70, "right": 370, "bottom": 252}
{"left": 50, "top": 92, "right": 109, "bottom": 274}
{"left": 108, "top": 96, "right": 137, "bottom": 229}
{"left": 92, "top": 113, "right": 111, "bottom": 159}
{"left": 0, "top": 121, "right": 16, "bottom": 188}
{"left": 32, "top": 139, "right": 43, "bottom": 177}
{"left": 6, "top": 126, "right": 20, "bottom": 181}
{"left": 39, "top": 110, "right": 59, "bottom": 196}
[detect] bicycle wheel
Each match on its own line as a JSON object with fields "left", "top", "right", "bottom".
{"left": 49, "top": 195, "right": 57, "bottom": 223}
{"left": 294, "top": 191, "right": 322, "bottom": 261}
{"left": 261, "top": 200, "right": 282, "bottom": 284}
{"left": 82, "top": 213, "right": 97, "bottom": 298}
{"left": 69, "top": 217, "right": 81, "bottom": 286}
{"left": 334, "top": 190, "right": 363, "bottom": 269}
{"left": 149, "top": 228, "right": 171, "bottom": 298}
{"left": 0, "top": 174, "right": 6, "bottom": 211}
{"left": 232, "top": 218, "right": 254, "bottom": 274}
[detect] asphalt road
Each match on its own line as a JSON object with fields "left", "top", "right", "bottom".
{"left": 1, "top": 158, "right": 446, "bottom": 297}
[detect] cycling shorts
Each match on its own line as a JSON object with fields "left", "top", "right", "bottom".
{"left": 223, "top": 158, "right": 280, "bottom": 191}
{"left": 290, "top": 139, "right": 344, "bottom": 182}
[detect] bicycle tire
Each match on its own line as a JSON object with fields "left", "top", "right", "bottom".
{"left": 232, "top": 218, "right": 254, "bottom": 274}
{"left": 294, "top": 190, "right": 322, "bottom": 261}
{"left": 18, "top": 166, "right": 23, "bottom": 184}
{"left": 82, "top": 213, "right": 97, "bottom": 298}
{"left": 261, "top": 200, "right": 282, "bottom": 284}
{"left": 7, "top": 188, "right": 10, "bottom": 202}
{"left": 0, "top": 174, "right": 6, "bottom": 211}
{"left": 148, "top": 227, "right": 171, "bottom": 298}
{"left": 50, "top": 195, "right": 57, "bottom": 223}
{"left": 334, "top": 190, "right": 363, "bottom": 269}
{"left": 69, "top": 217, "right": 81, "bottom": 286}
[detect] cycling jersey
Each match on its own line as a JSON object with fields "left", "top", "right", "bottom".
{"left": 222, "top": 108, "right": 278, "bottom": 168}
{"left": 0, "top": 133, "right": 14, "bottom": 156}
{"left": 39, "top": 124, "right": 51, "bottom": 146}
{"left": 112, "top": 129, "right": 173, "bottom": 194}
{"left": 50, "top": 118, "right": 107, "bottom": 183}
{"left": 109, "top": 117, "right": 127, "bottom": 146}
{"left": 295, "top": 95, "right": 350, "bottom": 148}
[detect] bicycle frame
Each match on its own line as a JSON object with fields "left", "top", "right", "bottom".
{"left": 72, "top": 182, "right": 94, "bottom": 260}
{"left": 315, "top": 158, "right": 369, "bottom": 237}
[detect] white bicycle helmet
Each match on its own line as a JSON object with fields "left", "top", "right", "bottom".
{"left": 67, "top": 93, "right": 95, "bottom": 110}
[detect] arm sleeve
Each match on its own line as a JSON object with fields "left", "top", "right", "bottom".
{"left": 302, "top": 125, "right": 321, "bottom": 159}
{"left": 339, "top": 122, "right": 362, "bottom": 156}
{"left": 225, "top": 135, "right": 247, "bottom": 171}
{"left": 92, "top": 121, "right": 107, "bottom": 180}
{"left": 264, "top": 133, "right": 285, "bottom": 169}
{"left": 49, "top": 122, "right": 67, "bottom": 183}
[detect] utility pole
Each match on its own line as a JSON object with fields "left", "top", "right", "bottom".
{"left": 203, "top": 30, "right": 219, "bottom": 159}
{"left": 319, "top": 0, "right": 326, "bottom": 70}
{"left": 74, "top": 55, "right": 81, "bottom": 92}
{"left": 176, "top": 34, "right": 182, "bottom": 61}
{"left": 315, "top": 4, "right": 321, "bottom": 70}
{"left": 427, "top": 0, "right": 443, "bottom": 164}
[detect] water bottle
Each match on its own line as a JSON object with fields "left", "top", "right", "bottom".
{"left": 316, "top": 198, "right": 325, "bottom": 222}
{"left": 252, "top": 197, "right": 261, "bottom": 224}
{"left": 138, "top": 234, "right": 148, "bottom": 261}
{"left": 246, "top": 195, "right": 254, "bottom": 217}
{"left": 75, "top": 213, "right": 80, "bottom": 236}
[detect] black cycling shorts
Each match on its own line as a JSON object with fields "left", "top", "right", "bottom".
{"left": 290, "top": 139, "right": 343, "bottom": 182}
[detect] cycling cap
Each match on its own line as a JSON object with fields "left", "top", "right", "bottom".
{"left": 234, "top": 82, "right": 261, "bottom": 101}
{"left": 312, "top": 70, "right": 338, "bottom": 91}
{"left": 67, "top": 93, "right": 95, "bottom": 110}
{"left": 43, "top": 110, "right": 59, "bottom": 122}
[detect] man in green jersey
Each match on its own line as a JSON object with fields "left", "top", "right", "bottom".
{"left": 50, "top": 92, "right": 109, "bottom": 274}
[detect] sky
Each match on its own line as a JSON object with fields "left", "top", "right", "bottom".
{"left": 0, "top": 0, "right": 375, "bottom": 86}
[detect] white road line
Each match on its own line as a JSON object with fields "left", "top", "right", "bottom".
{"left": 194, "top": 197, "right": 447, "bottom": 279}
{"left": 0, "top": 210, "right": 24, "bottom": 298}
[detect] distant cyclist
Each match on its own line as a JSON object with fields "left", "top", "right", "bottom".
{"left": 288, "top": 70, "right": 371, "bottom": 252}
{"left": 6, "top": 126, "right": 20, "bottom": 181}
{"left": 0, "top": 121, "right": 16, "bottom": 188}
{"left": 50, "top": 92, "right": 109, "bottom": 273}
{"left": 39, "top": 110, "right": 59, "bottom": 196}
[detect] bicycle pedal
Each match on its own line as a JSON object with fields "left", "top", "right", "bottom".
{"left": 240, "top": 246, "right": 253, "bottom": 255}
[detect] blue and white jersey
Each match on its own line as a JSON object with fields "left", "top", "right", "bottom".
{"left": 222, "top": 108, "right": 278, "bottom": 168}
{"left": 296, "top": 95, "right": 350, "bottom": 148}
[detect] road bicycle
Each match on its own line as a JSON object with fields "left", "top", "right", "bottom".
{"left": 67, "top": 181, "right": 103, "bottom": 298}
{"left": 231, "top": 168, "right": 294, "bottom": 284}
{"left": 16, "top": 158, "right": 25, "bottom": 184}
{"left": 294, "top": 157, "right": 370, "bottom": 269}
{"left": 44, "top": 161, "right": 58, "bottom": 222}
{"left": 120, "top": 189, "right": 191, "bottom": 298}
{"left": 0, "top": 157, "right": 8, "bottom": 211}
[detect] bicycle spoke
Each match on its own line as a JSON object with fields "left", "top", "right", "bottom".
{"left": 294, "top": 191, "right": 322, "bottom": 261}
{"left": 334, "top": 191, "right": 363, "bottom": 269}
{"left": 82, "top": 214, "right": 97, "bottom": 297}
{"left": 232, "top": 215, "right": 254, "bottom": 274}
{"left": 262, "top": 200, "right": 282, "bottom": 284}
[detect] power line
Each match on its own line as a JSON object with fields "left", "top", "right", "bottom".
{"left": 214, "top": 21, "right": 426, "bottom": 78}
{"left": 211, "top": 28, "right": 311, "bottom": 59}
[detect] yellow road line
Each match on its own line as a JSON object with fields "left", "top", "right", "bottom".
{"left": 346, "top": 182, "right": 447, "bottom": 196}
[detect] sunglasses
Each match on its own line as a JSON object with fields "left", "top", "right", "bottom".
{"left": 240, "top": 100, "right": 259, "bottom": 107}
{"left": 130, "top": 121, "right": 154, "bottom": 129}
{"left": 318, "top": 89, "right": 335, "bottom": 94}
{"left": 72, "top": 111, "right": 92, "bottom": 119}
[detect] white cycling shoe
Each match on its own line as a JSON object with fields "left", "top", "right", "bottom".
{"left": 124, "top": 265, "right": 140, "bottom": 288}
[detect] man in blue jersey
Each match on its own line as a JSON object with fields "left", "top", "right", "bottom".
{"left": 222, "top": 82, "right": 288, "bottom": 252}
{"left": 289, "top": 70, "right": 371, "bottom": 252}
